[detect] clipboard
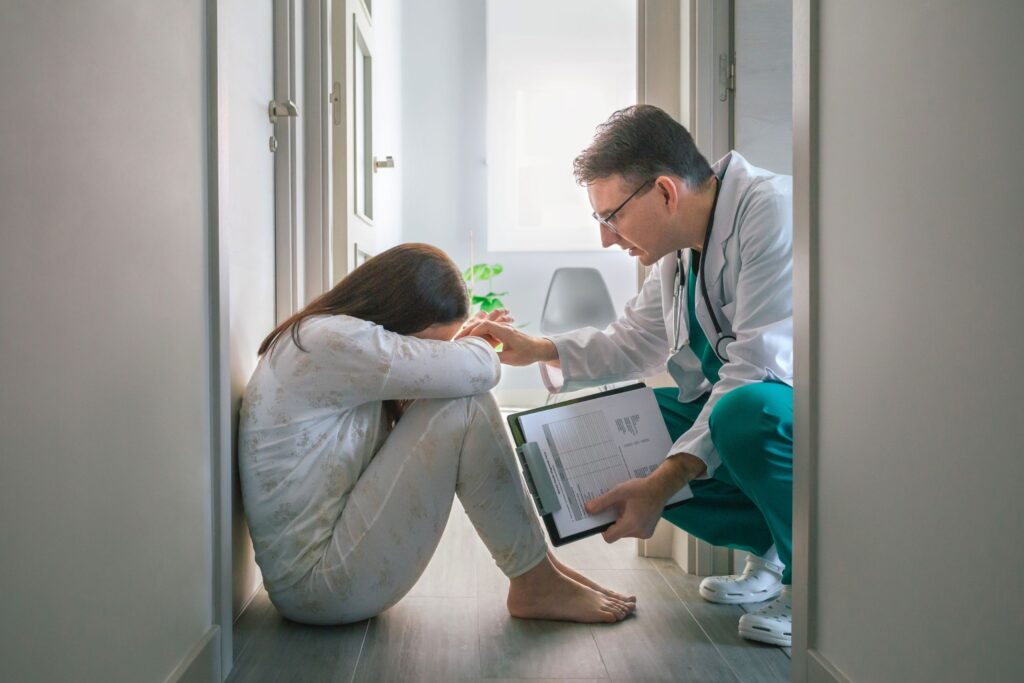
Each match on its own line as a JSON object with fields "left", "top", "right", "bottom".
{"left": 507, "top": 383, "right": 691, "bottom": 546}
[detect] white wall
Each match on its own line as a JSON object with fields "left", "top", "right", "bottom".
{"left": 400, "top": 0, "right": 637, "bottom": 405}
{"left": 811, "top": 2, "right": 1024, "bottom": 680}
{"left": 221, "top": 0, "right": 277, "bottom": 623}
{"left": 0, "top": 2, "right": 216, "bottom": 681}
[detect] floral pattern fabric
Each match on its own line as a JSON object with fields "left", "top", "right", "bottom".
{"left": 238, "top": 315, "right": 547, "bottom": 624}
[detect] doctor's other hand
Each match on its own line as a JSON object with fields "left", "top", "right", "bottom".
{"left": 585, "top": 453, "right": 707, "bottom": 544}
{"left": 460, "top": 320, "right": 559, "bottom": 367}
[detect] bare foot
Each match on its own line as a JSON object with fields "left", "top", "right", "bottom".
{"left": 548, "top": 551, "right": 637, "bottom": 604}
{"left": 507, "top": 556, "right": 635, "bottom": 623}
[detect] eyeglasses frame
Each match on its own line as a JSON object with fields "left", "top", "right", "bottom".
{"left": 592, "top": 178, "right": 655, "bottom": 236}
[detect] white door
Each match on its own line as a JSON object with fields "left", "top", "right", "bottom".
{"left": 331, "top": 0, "right": 377, "bottom": 279}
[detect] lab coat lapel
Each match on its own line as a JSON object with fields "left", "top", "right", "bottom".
{"left": 702, "top": 152, "right": 741, "bottom": 302}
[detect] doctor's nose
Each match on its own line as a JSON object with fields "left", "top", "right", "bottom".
{"left": 599, "top": 223, "right": 620, "bottom": 249}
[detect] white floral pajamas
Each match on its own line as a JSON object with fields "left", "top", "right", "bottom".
{"left": 238, "top": 315, "right": 547, "bottom": 624}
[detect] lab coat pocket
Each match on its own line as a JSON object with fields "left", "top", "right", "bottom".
{"left": 721, "top": 301, "right": 737, "bottom": 329}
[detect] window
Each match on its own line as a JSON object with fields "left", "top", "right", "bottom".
{"left": 486, "top": 0, "right": 636, "bottom": 252}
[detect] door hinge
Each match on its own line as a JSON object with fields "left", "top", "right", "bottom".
{"left": 330, "top": 82, "right": 342, "bottom": 126}
{"left": 729, "top": 59, "right": 736, "bottom": 92}
{"left": 718, "top": 54, "right": 732, "bottom": 102}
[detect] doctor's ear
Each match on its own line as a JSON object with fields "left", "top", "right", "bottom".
{"left": 654, "top": 175, "right": 681, "bottom": 211}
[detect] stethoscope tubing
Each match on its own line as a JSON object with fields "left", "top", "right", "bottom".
{"left": 671, "top": 173, "right": 736, "bottom": 362}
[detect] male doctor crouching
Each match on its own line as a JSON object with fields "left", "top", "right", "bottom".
{"left": 468, "top": 104, "right": 794, "bottom": 647}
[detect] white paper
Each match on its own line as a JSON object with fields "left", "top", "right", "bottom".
{"left": 517, "top": 386, "right": 693, "bottom": 539}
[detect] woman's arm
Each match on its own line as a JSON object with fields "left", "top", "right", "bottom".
{"left": 291, "top": 315, "right": 501, "bottom": 406}
{"left": 380, "top": 335, "right": 501, "bottom": 400}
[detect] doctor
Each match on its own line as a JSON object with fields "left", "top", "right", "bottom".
{"left": 467, "top": 104, "right": 794, "bottom": 646}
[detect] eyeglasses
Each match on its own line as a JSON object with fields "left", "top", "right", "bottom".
{"left": 592, "top": 178, "right": 654, "bottom": 236}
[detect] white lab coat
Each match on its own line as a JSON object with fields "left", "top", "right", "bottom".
{"left": 540, "top": 151, "right": 793, "bottom": 478}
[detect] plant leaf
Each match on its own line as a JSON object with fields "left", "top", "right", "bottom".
{"left": 472, "top": 264, "right": 494, "bottom": 280}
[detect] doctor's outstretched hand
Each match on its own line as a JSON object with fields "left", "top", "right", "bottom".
{"left": 459, "top": 320, "right": 560, "bottom": 367}
{"left": 585, "top": 453, "right": 708, "bottom": 544}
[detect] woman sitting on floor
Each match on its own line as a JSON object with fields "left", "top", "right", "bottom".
{"left": 238, "top": 243, "right": 636, "bottom": 625}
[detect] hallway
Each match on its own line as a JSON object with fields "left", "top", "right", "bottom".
{"left": 228, "top": 502, "right": 789, "bottom": 682}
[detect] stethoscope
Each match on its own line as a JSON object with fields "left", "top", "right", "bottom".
{"left": 671, "top": 173, "right": 736, "bottom": 362}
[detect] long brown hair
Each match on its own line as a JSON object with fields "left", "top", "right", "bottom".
{"left": 259, "top": 243, "right": 468, "bottom": 424}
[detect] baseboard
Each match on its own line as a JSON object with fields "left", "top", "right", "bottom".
{"left": 163, "top": 626, "right": 221, "bottom": 683}
{"left": 637, "top": 519, "right": 675, "bottom": 558}
{"left": 808, "top": 649, "right": 852, "bottom": 683}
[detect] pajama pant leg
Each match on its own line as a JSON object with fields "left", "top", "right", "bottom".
{"left": 656, "top": 384, "right": 795, "bottom": 584}
{"left": 270, "top": 392, "right": 548, "bottom": 624}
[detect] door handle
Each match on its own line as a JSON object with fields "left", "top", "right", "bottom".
{"left": 268, "top": 99, "right": 298, "bottom": 124}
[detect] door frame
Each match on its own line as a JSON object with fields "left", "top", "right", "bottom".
{"left": 642, "top": 0, "right": 737, "bottom": 577}
{"left": 302, "top": 0, "right": 333, "bottom": 301}
{"left": 206, "top": 0, "right": 234, "bottom": 677}
{"left": 273, "top": 0, "right": 303, "bottom": 318}
{"left": 791, "top": 0, "right": 848, "bottom": 681}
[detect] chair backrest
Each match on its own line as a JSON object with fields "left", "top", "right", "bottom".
{"left": 539, "top": 267, "right": 618, "bottom": 335}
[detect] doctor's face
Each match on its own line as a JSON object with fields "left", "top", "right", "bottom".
{"left": 587, "top": 174, "right": 681, "bottom": 266}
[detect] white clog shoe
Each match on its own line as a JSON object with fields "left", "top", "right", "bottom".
{"left": 738, "top": 585, "right": 792, "bottom": 647}
{"left": 698, "top": 553, "right": 785, "bottom": 605}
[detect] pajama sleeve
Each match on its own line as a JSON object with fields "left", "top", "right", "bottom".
{"left": 288, "top": 315, "right": 501, "bottom": 406}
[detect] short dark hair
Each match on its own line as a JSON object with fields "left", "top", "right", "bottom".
{"left": 573, "top": 105, "right": 713, "bottom": 189}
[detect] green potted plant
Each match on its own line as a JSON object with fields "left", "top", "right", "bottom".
{"left": 463, "top": 262, "right": 508, "bottom": 314}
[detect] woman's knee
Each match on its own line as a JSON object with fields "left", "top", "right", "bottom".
{"left": 709, "top": 383, "right": 791, "bottom": 479}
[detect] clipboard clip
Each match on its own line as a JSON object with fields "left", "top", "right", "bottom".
{"left": 515, "top": 441, "right": 562, "bottom": 516}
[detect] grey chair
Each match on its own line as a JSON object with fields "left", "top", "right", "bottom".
{"left": 539, "top": 268, "right": 618, "bottom": 403}
{"left": 539, "top": 267, "right": 618, "bottom": 336}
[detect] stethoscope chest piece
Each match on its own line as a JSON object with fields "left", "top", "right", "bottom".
{"left": 714, "top": 333, "right": 736, "bottom": 362}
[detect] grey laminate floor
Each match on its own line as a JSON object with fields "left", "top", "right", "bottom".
{"left": 228, "top": 502, "right": 790, "bottom": 683}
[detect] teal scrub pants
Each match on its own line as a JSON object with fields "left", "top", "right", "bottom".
{"left": 658, "top": 383, "right": 794, "bottom": 584}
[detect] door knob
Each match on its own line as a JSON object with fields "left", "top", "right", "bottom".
{"left": 268, "top": 99, "right": 298, "bottom": 124}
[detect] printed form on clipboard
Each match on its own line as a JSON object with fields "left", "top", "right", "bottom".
{"left": 507, "top": 383, "right": 693, "bottom": 546}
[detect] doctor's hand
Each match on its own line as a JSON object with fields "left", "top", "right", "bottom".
{"left": 585, "top": 453, "right": 707, "bottom": 544}
{"left": 454, "top": 309, "right": 514, "bottom": 346}
{"left": 459, "top": 320, "right": 559, "bottom": 367}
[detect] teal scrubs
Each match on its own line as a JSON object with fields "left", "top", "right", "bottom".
{"left": 659, "top": 255, "right": 794, "bottom": 584}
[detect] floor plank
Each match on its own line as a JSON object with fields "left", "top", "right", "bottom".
{"left": 475, "top": 548, "right": 610, "bottom": 680}
{"left": 352, "top": 596, "right": 481, "bottom": 682}
{"left": 585, "top": 569, "right": 742, "bottom": 683}
{"left": 232, "top": 588, "right": 274, "bottom": 662}
{"left": 227, "top": 589, "right": 369, "bottom": 683}
{"left": 652, "top": 559, "right": 790, "bottom": 683}
{"left": 231, "top": 490, "right": 790, "bottom": 682}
